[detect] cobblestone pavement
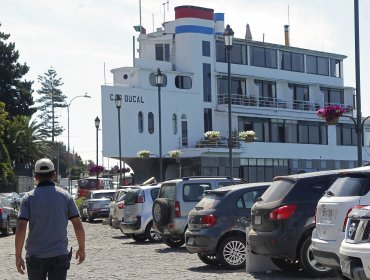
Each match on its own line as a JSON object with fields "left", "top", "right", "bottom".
{"left": 1, "top": 220, "right": 338, "bottom": 280}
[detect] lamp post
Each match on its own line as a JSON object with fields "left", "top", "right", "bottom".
{"left": 95, "top": 117, "right": 100, "bottom": 181}
{"left": 114, "top": 94, "right": 123, "bottom": 186}
{"left": 66, "top": 93, "right": 91, "bottom": 192}
{"left": 224, "top": 24, "right": 234, "bottom": 176}
{"left": 155, "top": 68, "right": 164, "bottom": 182}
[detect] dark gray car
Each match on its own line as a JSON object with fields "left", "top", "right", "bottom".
{"left": 185, "top": 182, "right": 271, "bottom": 270}
{"left": 80, "top": 190, "right": 116, "bottom": 222}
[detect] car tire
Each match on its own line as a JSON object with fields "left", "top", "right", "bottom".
{"left": 334, "top": 269, "right": 350, "bottom": 279}
{"left": 217, "top": 235, "right": 246, "bottom": 270}
{"left": 131, "top": 234, "right": 147, "bottom": 242}
{"left": 81, "top": 215, "right": 87, "bottom": 222}
{"left": 197, "top": 253, "right": 219, "bottom": 266}
{"left": 152, "top": 199, "right": 171, "bottom": 226}
{"left": 12, "top": 227, "right": 16, "bottom": 234}
{"left": 145, "top": 221, "right": 162, "bottom": 243}
{"left": 163, "top": 236, "right": 185, "bottom": 248}
{"left": 1, "top": 219, "right": 10, "bottom": 236}
{"left": 87, "top": 212, "right": 94, "bottom": 223}
{"left": 270, "top": 258, "right": 301, "bottom": 272}
{"left": 299, "top": 235, "right": 334, "bottom": 277}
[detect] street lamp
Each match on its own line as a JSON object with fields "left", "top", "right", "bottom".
{"left": 66, "top": 93, "right": 91, "bottom": 192}
{"left": 95, "top": 116, "right": 100, "bottom": 181}
{"left": 155, "top": 68, "right": 164, "bottom": 182}
{"left": 224, "top": 24, "right": 234, "bottom": 176}
{"left": 114, "top": 94, "right": 123, "bottom": 186}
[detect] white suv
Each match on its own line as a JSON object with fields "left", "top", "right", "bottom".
{"left": 152, "top": 176, "right": 244, "bottom": 248}
{"left": 340, "top": 205, "right": 370, "bottom": 280}
{"left": 120, "top": 184, "right": 161, "bottom": 242}
{"left": 312, "top": 165, "right": 370, "bottom": 278}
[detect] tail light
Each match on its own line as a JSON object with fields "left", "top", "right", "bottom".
{"left": 118, "top": 202, "right": 125, "bottom": 209}
{"left": 175, "top": 201, "right": 181, "bottom": 217}
{"left": 136, "top": 195, "right": 144, "bottom": 203}
{"left": 0, "top": 208, "right": 3, "bottom": 215}
{"left": 269, "top": 204, "right": 297, "bottom": 220}
{"left": 342, "top": 205, "right": 366, "bottom": 231}
{"left": 314, "top": 207, "right": 317, "bottom": 224}
{"left": 200, "top": 214, "right": 216, "bottom": 227}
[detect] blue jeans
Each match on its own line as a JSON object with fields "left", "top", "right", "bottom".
{"left": 26, "top": 254, "right": 70, "bottom": 280}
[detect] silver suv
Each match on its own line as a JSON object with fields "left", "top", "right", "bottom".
{"left": 152, "top": 176, "right": 244, "bottom": 248}
{"left": 121, "top": 184, "right": 161, "bottom": 242}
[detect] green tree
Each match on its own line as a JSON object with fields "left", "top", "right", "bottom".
{"left": 35, "top": 68, "right": 67, "bottom": 142}
{"left": 0, "top": 102, "right": 13, "bottom": 187}
{"left": 0, "top": 24, "right": 35, "bottom": 118}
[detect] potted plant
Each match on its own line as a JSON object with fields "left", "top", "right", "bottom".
{"left": 204, "top": 130, "right": 220, "bottom": 141}
{"left": 239, "top": 130, "right": 256, "bottom": 143}
{"left": 168, "top": 150, "right": 181, "bottom": 159}
{"left": 316, "top": 105, "right": 346, "bottom": 125}
{"left": 137, "top": 150, "right": 150, "bottom": 159}
{"left": 89, "top": 164, "right": 105, "bottom": 175}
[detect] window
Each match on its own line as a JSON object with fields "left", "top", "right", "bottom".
{"left": 216, "top": 41, "right": 226, "bottom": 62}
{"left": 236, "top": 190, "right": 264, "bottom": 209}
{"left": 217, "top": 78, "right": 246, "bottom": 96}
{"left": 330, "top": 58, "right": 342, "bottom": 78}
{"left": 337, "top": 124, "right": 356, "bottom": 146}
{"left": 172, "top": 114, "right": 177, "bottom": 135}
{"left": 290, "top": 84, "right": 309, "bottom": 110}
{"left": 250, "top": 46, "right": 277, "bottom": 68}
{"left": 138, "top": 111, "right": 143, "bottom": 133}
{"left": 321, "top": 88, "right": 344, "bottom": 105}
{"left": 202, "top": 41, "right": 210, "bottom": 57}
{"left": 175, "top": 76, "right": 192, "bottom": 89}
{"left": 255, "top": 80, "right": 276, "bottom": 98}
{"left": 155, "top": 43, "right": 170, "bottom": 61}
{"left": 203, "top": 63, "right": 212, "bottom": 102}
{"left": 281, "top": 51, "right": 304, "bottom": 72}
{"left": 306, "top": 55, "right": 329, "bottom": 76}
{"left": 149, "top": 72, "right": 167, "bottom": 87}
{"left": 183, "top": 183, "right": 211, "bottom": 202}
{"left": 230, "top": 43, "right": 247, "bottom": 64}
{"left": 148, "top": 112, "right": 154, "bottom": 134}
{"left": 204, "top": 108, "right": 212, "bottom": 133}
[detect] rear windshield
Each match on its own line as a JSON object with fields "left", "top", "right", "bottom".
{"left": 92, "top": 192, "right": 115, "bottom": 199}
{"left": 124, "top": 189, "right": 140, "bottom": 205}
{"left": 183, "top": 183, "right": 211, "bottom": 202}
{"left": 260, "top": 179, "right": 294, "bottom": 203}
{"left": 196, "top": 194, "right": 224, "bottom": 210}
{"left": 159, "top": 184, "right": 176, "bottom": 200}
{"left": 327, "top": 175, "right": 370, "bottom": 197}
{"left": 150, "top": 188, "right": 159, "bottom": 200}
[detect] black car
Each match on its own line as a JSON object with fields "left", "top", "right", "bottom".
{"left": 0, "top": 196, "right": 18, "bottom": 236}
{"left": 248, "top": 170, "right": 342, "bottom": 277}
{"left": 80, "top": 190, "right": 116, "bottom": 222}
{"left": 185, "top": 182, "right": 271, "bottom": 270}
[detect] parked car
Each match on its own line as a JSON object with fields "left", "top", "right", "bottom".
{"left": 248, "top": 170, "right": 342, "bottom": 277}
{"left": 185, "top": 182, "right": 271, "bottom": 269}
{"left": 152, "top": 176, "right": 245, "bottom": 248}
{"left": 109, "top": 188, "right": 131, "bottom": 229}
{"left": 312, "top": 165, "right": 370, "bottom": 278}
{"left": 0, "top": 196, "right": 18, "bottom": 236}
{"left": 121, "top": 184, "right": 161, "bottom": 242}
{"left": 340, "top": 205, "right": 370, "bottom": 280}
{"left": 80, "top": 189, "right": 116, "bottom": 222}
{"left": 77, "top": 177, "right": 114, "bottom": 198}
{"left": 0, "top": 192, "right": 21, "bottom": 209}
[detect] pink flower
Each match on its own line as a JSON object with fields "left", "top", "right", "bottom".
{"left": 316, "top": 106, "right": 345, "bottom": 121}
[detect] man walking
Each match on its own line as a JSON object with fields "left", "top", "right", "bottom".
{"left": 15, "top": 158, "right": 86, "bottom": 280}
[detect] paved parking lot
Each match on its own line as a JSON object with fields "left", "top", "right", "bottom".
{"left": 0, "top": 219, "right": 337, "bottom": 280}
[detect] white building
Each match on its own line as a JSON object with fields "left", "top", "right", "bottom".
{"left": 101, "top": 5, "right": 370, "bottom": 183}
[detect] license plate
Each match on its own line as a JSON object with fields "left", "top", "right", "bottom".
{"left": 322, "top": 209, "right": 332, "bottom": 220}
{"left": 254, "top": 215, "right": 261, "bottom": 225}
{"left": 83, "top": 208, "right": 87, "bottom": 214}
{"left": 340, "top": 259, "right": 350, "bottom": 275}
{"left": 125, "top": 215, "right": 133, "bottom": 222}
{"left": 187, "top": 237, "right": 194, "bottom": 245}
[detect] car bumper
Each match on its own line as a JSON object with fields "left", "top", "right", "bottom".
{"left": 89, "top": 209, "right": 110, "bottom": 218}
{"left": 311, "top": 228, "right": 341, "bottom": 268}
{"left": 111, "top": 218, "right": 122, "bottom": 229}
{"left": 154, "top": 217, "right": 187, "bottom": 236}
{"left": 185, "top": 229, "right": 219, "bottom": 255}
{"left": 121, "top": 217, "right": 142, "bottom": 232}
{"left": 340, "top": 241, "right": 370, "bottom": 280}
{"left": 248, "top": 228, "right": 296, "bottom": 260}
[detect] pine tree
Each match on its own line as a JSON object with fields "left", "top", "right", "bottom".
{"left": 35, "top": 68, "right": 67, "bottom": 142}
{"left": 0, "top": 23, "right": 35, "bottom": 118}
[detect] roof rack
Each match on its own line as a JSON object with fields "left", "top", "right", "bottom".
{"left": 181, "top": 176, "right": 234, "bottom": 181}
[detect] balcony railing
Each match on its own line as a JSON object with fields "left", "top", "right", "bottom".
{"left": 217, "top": 94, "right": 353, "bottom": 113}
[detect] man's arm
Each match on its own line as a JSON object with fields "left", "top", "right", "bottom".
{"left": 70, "top": 217, "right": 86, "bottom": 264}
{"left": 15, "top": 219, "right": 28, "bottom": 274}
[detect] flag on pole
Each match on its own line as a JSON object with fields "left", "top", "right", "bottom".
{"left": 133, "top": 25, "right": 146, "bottom": 34}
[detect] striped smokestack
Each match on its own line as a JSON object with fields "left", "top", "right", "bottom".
{"left": 284, "top": 25, "right": 290, "bottom": 46}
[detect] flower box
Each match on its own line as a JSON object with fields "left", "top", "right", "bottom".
{"left": 239, "top": 130, "right": 256, "bottom": 143}
{"left": 204, "top": 131, "right": 220, "bottom": 141}
{"left": 316, "top": 106, "right": 346, "bottom": 125}
{"left": 168, "top": 150, "right": 181, "bottom": 159}
{"left": 137, "top": 150, "right": 150, "bottom": 159}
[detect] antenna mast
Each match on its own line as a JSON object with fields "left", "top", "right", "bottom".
{"left": 162, "top": 0, "right": 169, "bottom": 23}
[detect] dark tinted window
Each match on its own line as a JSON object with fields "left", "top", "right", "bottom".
{"left": 150, "top": 188, "right": 159, "bottom": 200}
{"left": 183, "top": 183, "right": 211, "bottom": 202}
{"left": 288, "top": 178, "right": 334, "bottom": 202}
{"left": 202, "top": 41, "right": 210, "bottom": 56}
{"left": 237, "top": 189, "right": 266, "bottom": 209}
{"left": 124, "top": 189, "right": 140, "bottom": 205}
{"left": 216, "top": 41, "right": 226, "bottom": 62}
{"left": 78, "top": 179, "right": 98, "bottom": 190}
{"left": 260, "top": 179, "right": 295, "bottom": 202}
{"left": 159, "top": 184, "right": 176, "bottom": 200}
{"left": 328, "top": 175, "right": 370, "bottom": 196}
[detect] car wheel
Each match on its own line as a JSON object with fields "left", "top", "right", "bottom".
{"left": 197, "top": 253, "right": 219, "bottom": 266}
{"left": 146, "top": 221, "right": 162, "bottom": 243}
{"left": 217, "top": 236, "right": 246, "bottom": 270}
{"left": 334, "top": 269, "right": 350, "bottom": 279}
{"left": 12, "top": 227, "right": 16, "bottom": 234}
{"left": 1, "top": 219, "right": 10, "bottom": 236}
{"left": 163, "top": 236, "right": 185, "bottom": 248}
{"left": 131, "top": 234, "right": 147, "bottom": 242}
{"left": 87, "top": 212, "right": 94, "bottom": 223}
{"left": 270, "top": 258, "right": 301, "bottom": 272}
{"left": 299, "top": 235, "right": 334, "bottom": 277}
{"left": 81, "top": 215, "right": 87, "bottom": 222}
{"left": 109, "top": 215, "right": 113, "bottom": 226}
{"left": 152, "top": 199, "right": 171, "bottom": 226}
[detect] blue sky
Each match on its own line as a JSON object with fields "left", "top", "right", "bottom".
{"left": 1, "top": 0, "right": 369, "bottom": 165}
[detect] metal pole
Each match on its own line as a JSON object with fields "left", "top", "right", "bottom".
{"left": 117, "top": 107, "right": 122, "bottom": 186}
{"left": 158, "top": 84, "right": 163, "bottom": 182}
{"left": 354, "top": 0, "right": 362, "bottom": 167}
{"left": 67, "top": 106, "right": 70, "bottom": 192}
{"left": 227, "top": 48, "right": 233, "bottom": 176}
{"left": 96, "top": 125, "right": 99, "bottom": 181}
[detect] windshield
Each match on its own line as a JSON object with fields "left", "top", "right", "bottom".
{"left": 159, "top": 184, "right": 176, "bottom": 200}
{"left": 260, "top": 179, "right": 294, "bottom": 203}
{"left": 124, "top": 189, "right": 140, "bottom": 205}
{"left": 92, "top": 192, "right": 115, "bottom": 199}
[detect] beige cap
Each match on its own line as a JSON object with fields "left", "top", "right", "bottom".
{"left": 35, "top": 158, "right": 55, "bottom": 173}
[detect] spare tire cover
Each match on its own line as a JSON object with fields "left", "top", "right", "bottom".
{"left": 152, "top": 198, "right": 171, "bottom": 226}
